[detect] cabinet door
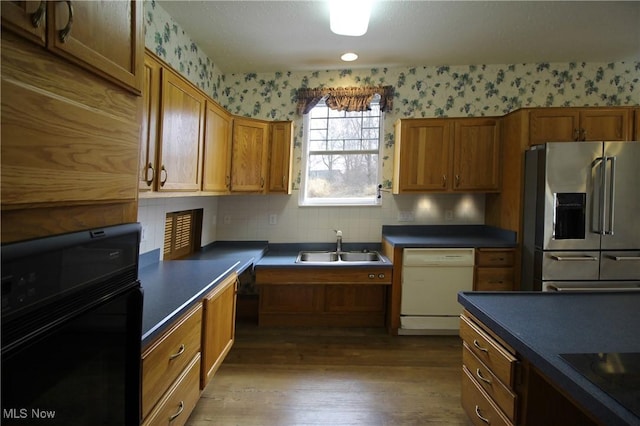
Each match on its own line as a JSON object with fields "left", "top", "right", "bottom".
{"left": 635, "top": 108, "right": 640, "bottom": 140}
{"left": 46, "top": 0, "right": 143, "bottom": 94}
{"left": 157, "top": 70, "right": 205, "bottom": 192}
{"left": 393, "top": 119, "right": 451, "bottom": 192}
{"left": 202, "top": 100, "right": 232, "bottom": 192}
{"left": 231, "top": 117, "right": 269, "bottom": 192}
{"left": 579, "top": 108, "right": 632, "bottom": 141}
{"left": 452, "top": 118, "right": 500, "bottom": 191}
{"left": 139, "top": 54, "right": 161, "bottom": 191}
{"left": 201, "top": 275, "right": 237, "bottom": 388}
{"left": 1, "top": 0, "right": 47, "bottom": 45}
{"left": 529, "top": 109, "right": 580, "bottom": 144}
{"left": 1, "top": 41, "right": 139, "bottom": 208}
{"left": 268, "top": 121, "right": 293, "bottom": 193}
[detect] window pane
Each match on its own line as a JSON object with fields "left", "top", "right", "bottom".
{"left": 307, "top": 153, "right": 378, "bottom": 198}
{"left": 302, "top": 100, "right": 382, "bottom": 205}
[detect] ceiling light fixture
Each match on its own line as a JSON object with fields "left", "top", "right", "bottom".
{"left": 341, "top": 52, "right": 359, "bottom": 62}
{"left": 330, "top": 0, "right": 372, "bottom": 36}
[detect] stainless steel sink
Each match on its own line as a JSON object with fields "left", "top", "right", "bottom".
{"left": 339, "top": 251, "right": 382, "bottom": 262}
{"left": 295, "top": 250, "right": 384, "bottom": 263}
{"left": 296, "top": 251, "right": 339, "bottom": 262}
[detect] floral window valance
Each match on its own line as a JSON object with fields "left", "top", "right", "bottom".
{"left": 296, "top": 85, "right": 394, "bottom": 115}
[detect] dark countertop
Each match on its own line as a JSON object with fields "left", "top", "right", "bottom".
{"left": 382, "top": 225, "right": 517, "bottom": 248}
{"left": 458, "top": 291, "right": 640, "bottom": 426}
{"left": 139, "top": 241, "right": 268, "bottom": 347}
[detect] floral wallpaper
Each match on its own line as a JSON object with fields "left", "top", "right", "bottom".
{"left": 144, "top": 0, "right": 640, "bottom": 190}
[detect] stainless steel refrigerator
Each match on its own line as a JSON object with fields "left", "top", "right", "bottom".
{"left": 521, "top": 141, "right": 640, "bottom": 291}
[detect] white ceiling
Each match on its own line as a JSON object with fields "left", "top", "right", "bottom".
{"left": 158, "top": 1, "right": 640, "bottom": 74}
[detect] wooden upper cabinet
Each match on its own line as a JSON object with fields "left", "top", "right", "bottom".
{"left": 393, "top": 119, "right": 451, "bottom": 193}
{"left": 157, "top": 69, "right": 205, "bottom": 192}
{"left": 529, "top": 107, "right": 633, "bottom": 145}
{"left": 1, "top": 1, "right": 47, "bottom": 45}
{"left": 268, "top": 121, "right": 294, "bottom": 194}
{"left": 46, "top": 0, "right": 143, "bottom": 94}
{"left": 579, "top": 108, "right": 633, "bottom": 141}
{"left": 452, "top": 118, "right": 500, "bottom": 191}
{"left": 1, "top": 31, "right": 140, "bottom": 208}
{"left": 202, "top": 100, "right": 233, "bottom": 192}
{"left": 393, "top": 117, "right": 500, "bottom": 193}
{"left": 529, "top": 109, "right": 580, "bottom": 145}
{"left": 139, "top": 54, "right": 162, "bottom": 191}
{"left": 230, "top": 117, "right": 269, "bottom": 192}
{"left": 2, "top": 0, "right": 143, "bottom": 95}
{"left": 635, "top": 108, "right": 640, "bottom": 140}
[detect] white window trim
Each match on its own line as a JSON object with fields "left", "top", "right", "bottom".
{"left": 299, "top": 103, "right": 384, "bottom": 207}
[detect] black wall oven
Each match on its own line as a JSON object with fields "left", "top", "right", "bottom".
{"left": 1, "top": 223, "right": 143, "bottom": 425}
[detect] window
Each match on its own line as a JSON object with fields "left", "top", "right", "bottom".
{"left": 300, "top": 97, "right": 383, "bottom": 206}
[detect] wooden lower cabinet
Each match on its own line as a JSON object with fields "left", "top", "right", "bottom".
{"left": 460, "top": 311, "right": 599, "bottom": 426}
{"left": 142, "top": 304, "right": 202, "bottom": 423}
{"left": 256, "top": 267, "right": 391, "bottom": 327}
{"left": 460, "top": 312, "right": 519, "bottom": 425}
{"left": 474, "top": 248, "right": 516, "bottom": 291}
{"left": 201, "top": 273, "right": 238, "bottom": 389}
{"left": 462, "top": 365, "right": 512, "bottom": 426}
{"left": 142, "top": 354, "right": 201, "bottom": 426}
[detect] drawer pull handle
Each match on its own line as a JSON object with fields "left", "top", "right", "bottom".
{"left": 473, "top": 339, "right": 489, "bottom": 353}
{"left": 169, "top": 400, "right": 184, "bottom": 421}
{"left": 475, "top": 405, "right": 490, "bottom": 424}
{"left": 476, "top": 368, "right": 492, "bottom": 384}
{"left": 169, "top": 344, "right": 185, "bottom": 360}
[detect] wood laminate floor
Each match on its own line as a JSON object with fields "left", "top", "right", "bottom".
{"left": 186, "top": 320, "right": 470, "bottom": 426}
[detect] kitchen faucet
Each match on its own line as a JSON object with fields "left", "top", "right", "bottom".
{"left": 334, "top": 229, "right": 342, "bottom": 252}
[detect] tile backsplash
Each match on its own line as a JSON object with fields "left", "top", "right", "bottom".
{"left": 137, "top": 0, "right": 639, "bottom": 254}
{"left": 215, "top": 192, "right": 484, "bottom": 243}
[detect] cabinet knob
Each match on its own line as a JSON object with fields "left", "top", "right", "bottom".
{"left": 378, "top": 273, "right": 385, "bottom": 279}
{"left": 169, "top": 401, "right": 185, "bottom": 422}
{"left": 145, "top": 163, "right": 155, "bottom": 186}
{"left": 455, "top": 175, "right": 460, "bottom": 187}
{"left": 30, "top": 1, "right": 46, "bottom": 28}
{"left": 474, "top": 405, "right": 490, "bottom": 424}
{"left": 573, "top": 128, "right": 580, "bottom": 141}
{"left": 160, "top": 165, "right": 168, "bottom": 186}
{"left": 56, "top": 1, "right": 74, "bottom": 43}
{"left": 169, "top": 344, "right": 185, "bottom": 360}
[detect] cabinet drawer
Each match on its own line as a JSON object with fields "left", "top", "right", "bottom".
{"left": 475, "top": 268, "right": 514, "bottom": 291}
{"left": 460, "top": 314, "right": 517, "bottom": 387}
{"left": 142, "top": 353, "right": 201, "bottom": 426}
{"left": 142, "top": 304, "right": 202, "bottom": 418}
{"left": 463, "top": 343, "right": 517, "bottom": 421}
{"left": 476, "top": 250, "right": 515, "bottom": 267}
{"left": 462, "top": 365, "right": 513, "bottom": 426}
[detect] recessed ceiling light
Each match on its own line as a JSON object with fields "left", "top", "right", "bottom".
{"left": 341, "top": 52, "right": 358, "bottom": 62}
{"left": 330, "top": 0, "right": 372, "bottom": 36}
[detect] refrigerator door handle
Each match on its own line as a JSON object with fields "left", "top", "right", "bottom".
{"left": 550, "top": 255, "right": 598, "bottom": 261}
{"left": 605, "top": 254, "right": 640, "bottom": 261}
{"left": 593, "top": 156, "right": 606, "bottom": 235}
{"left": 604, "top": 156, "right": 616, "bottom": 235}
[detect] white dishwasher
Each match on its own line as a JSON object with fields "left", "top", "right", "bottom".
{"left": 400, "top": 248, "right": 475, "bottom": 335}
